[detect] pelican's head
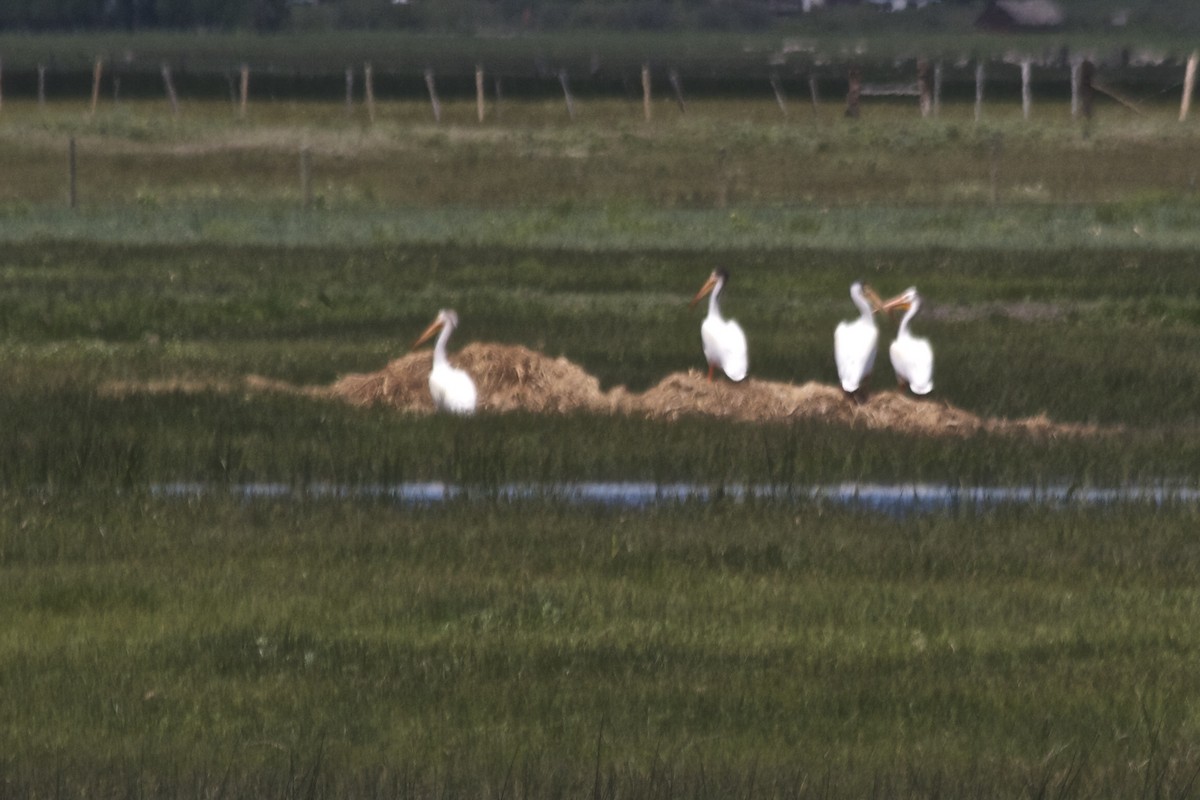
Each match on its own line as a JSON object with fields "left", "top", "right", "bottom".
{"left": 690, "top": 269, "right": 728, "bottom": 308}
{"left": 413, "top": 308, "right": 459, "bottom": 349}
{"left": 851, "top": 281, "right": 885, "bottom": 314}
{"left": 880, "top": 287, "right": 920, "bottom": 315}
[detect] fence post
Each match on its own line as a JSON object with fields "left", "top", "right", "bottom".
{"left": 974, "top": 61, "right": 984, "bottom": 122}
{"left": 472, "top": 64, "right": 482, "bottom": 121}
{"left": 364, "top": 63, "right": 376, "bottom": 123}
{"left": 809, "top": 74, "right": 820, "bottom": 118}
{"left": 1181, "top": 51, "right": 1198, "bottom": 122}
{"left": 845, "top": 65, "right": 861, "bottom": 119}
{"left": 642, "top": 64, "right": 652, "bottom": 121}
{"left": 1070, "top": 59, "right": 1080, "bottom": 117}
{"left": 559, "top": 69, "right": 575, "bottom": 120}
{"left": 89, "top": 58, "right": 103, "bottom": 117}
{"left": 38, "top": 64, "right": 46, "bottom": 108}
{"left": 345, "top": 67, "right": 354, "bottom": 115}
{"left": 769, "top": 73, "right": 787, "bottom": 117}
{"left": 933, "top": 61, "right": 942, "bottom": 117}
{"left": 68, "top": 136, "right": 77, "bottom": 209}
{"left": 239, "top": 64, "right": 249, "bottom": 118}
{"left": 0, "top": 57, "right": 4, "bottom": 114}
{"left": 161, "top": 63, "right": 179, "bottom": 117}
{"left": 1020, "top": 59, "right": 1032, "bottom": 120}
{"left": 917, "top": 58, "right": 931, "bottom": 117}
{"left": 1080, "top": 60, "right": 1094, "bottom": 121}
{"left": 668, "top": 69, "right": 686, "bottom": 113}
{"left": 424, "top": 68, "right": 441, "bottom": 122}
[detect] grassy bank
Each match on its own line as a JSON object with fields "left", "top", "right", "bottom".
{"left": 3, "top": 496, "right": 1200, "bottom": 796}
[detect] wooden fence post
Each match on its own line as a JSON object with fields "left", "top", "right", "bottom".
{"left": 769, "top": 73, "right": 787, "bottom": 117}
{"left": 642, "top": 64, "right": 652, "bottom": 121}
{"left": 917, "top": 58, "right": 931, "bottom": 117}
{"left": 38, "top": 64, "right": 45, "bottom": 108}
{"left": 845, "top": 65, "right": 861, "bottom": 119}
{"left": 239, "top": 64, "right": 249, "bottom": 118}
{"left": 933, "top": 61, "right": 942, "bottom": 116}
{"left": 161, "top": 63, "right": 179, "bottom": 117}
{"left": 668, "top": 69, "right": 686, "bottom": 113}
{"left": 809, "top": 74, "right": 820, "bottom": 117}
{"left": 974, "top": 61, "right": 985, "bottom": 122}
{"left": 1181, "top": 51, "right": 1198, "bottom": 122}
{"left": 364, "top": 63, "right": 376, "bottom": 123}
{"left": 424, "top": 68, "right": 441, "bottom": 122}
{"left": 345, "top": 67, "right": 354, "bottom": 115}
{"left": 1020, "top": 59, "right": 1032, "bottom": 120}
{"left": 68, "top": 136, "right": 77, "bottom": 209}
{"left": 494, "top": 76, "right": 504, "bottom": 119}
{"left": 1070, "top": 59, "right": 1080, "bottom": 117}
{"left": 476, "top": 64, "right": 485, "bottom": 122}
{"left": 559, "top": 69, "right": 575, "bottom": 119}
{"left": 1080, "top": 60, "right": 1094, "bottom": 121}
{"left": 89, "top": 58, "right": 103, "bottom": 117}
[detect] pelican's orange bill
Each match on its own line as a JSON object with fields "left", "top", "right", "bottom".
{"left": 690, "top": 273, "right": 718, "bottom": 307}
{"left": 413, "top": 318, "right": 444, "bottom": 349}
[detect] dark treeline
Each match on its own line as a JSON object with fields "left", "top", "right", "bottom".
{"left": 0, "top": 0, "right": 1194, "bottom": 37}
{"left": 0, "top": 0, "right": 988, "bottom": 35}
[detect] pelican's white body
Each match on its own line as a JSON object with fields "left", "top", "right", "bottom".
{"left": 419, "top": 310, "right": 477, "bottom": 415}
{"left": 834, "top": 282, "right": 878, "bottom": 393}
{"left": 695, "top": 270, "right": 748, "bottom": 382}
{"left": 888, "top": 290, "right": 934, "bottom": 395}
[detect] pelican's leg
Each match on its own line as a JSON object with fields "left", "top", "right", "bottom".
{"left": 707, "top": 363, "right": 715, "bottom": 382}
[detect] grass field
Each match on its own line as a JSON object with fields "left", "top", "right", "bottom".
{"left": 2, "top": 94, "right": 1200, "bottom": 796}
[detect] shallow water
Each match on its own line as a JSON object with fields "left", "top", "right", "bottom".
{"left": 152, "top": 481, "right": 1200, "bottom": 515}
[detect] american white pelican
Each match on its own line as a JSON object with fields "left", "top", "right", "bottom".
{"left": 881, "top": 287, "right": 934, "bottom": 395}
{"left": 834, "top": 281, "right": 881, "bottom": 396}
{"left": 690, "top": 268, "right": 748, "bottom": 382}
{"left": 412, "top": 309, "right": 478, "bottom": 415}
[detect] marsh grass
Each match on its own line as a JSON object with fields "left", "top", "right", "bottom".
{"left": 3, "top": 96, "right": 1200, "bottom": 796}
{"left": 4, "top": 496, "right": 1200, "bottom": 796}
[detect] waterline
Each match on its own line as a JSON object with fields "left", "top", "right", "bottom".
{"left": 151, "top": 481, "right": 1200, "bottom": 514}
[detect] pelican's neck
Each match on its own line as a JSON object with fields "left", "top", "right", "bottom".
{"left": 707, "top": 276, "right": 724, "bottom": 320}
{"left": 851, "top": 285, "right": 873, "bottom": 322}
{"left": 432, "top": 322, "right": 453, "bottom": 367}
{"left": 898, "top": 297, "right": 919, "bottom": 336}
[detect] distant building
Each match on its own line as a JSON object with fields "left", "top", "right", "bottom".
{"left": 976, "top": 0, "right": 1065, "bottom": 31}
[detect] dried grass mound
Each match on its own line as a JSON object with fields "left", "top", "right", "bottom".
{"left": 328, "top": 343, "right": 610, "bottom": 415}
{"left": 624, "top": 371, "right": 1106, "bottom": 439}
{"left": 623, "top": 371, "right": 846, "bottom": 423}
{"left": 626, "top": 371, "right": 979, "bottom": 430}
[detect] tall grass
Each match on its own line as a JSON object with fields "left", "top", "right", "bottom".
{"left": 3, "top": 496, "right": 1200, "bottom": 796}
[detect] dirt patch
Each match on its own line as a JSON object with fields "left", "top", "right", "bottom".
{"left": 100, "top": 343, "right": 1110, "bottom": 440}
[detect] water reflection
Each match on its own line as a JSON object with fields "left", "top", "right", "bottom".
{"left": 152, "top": 481, "right": 1200, "bottom": 514}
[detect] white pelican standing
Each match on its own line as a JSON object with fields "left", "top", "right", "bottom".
{"left": 690, "top": 268, "right": 748, "bottom": 382}
{"left": 412, "top": 309, "right": 478, "bottom": 415}
{"left": 881, "top": 287, "right": 934, "bottom": 395}
{"left": 834, "top": 281, "right": 881, "bottom": 397}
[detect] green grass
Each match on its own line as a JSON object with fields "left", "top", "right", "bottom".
{"left": 4, "top": 496, "right": 1200, "bottom": 796}
{"left": 2, "top": 95, "right": 1200, "bottom": 796}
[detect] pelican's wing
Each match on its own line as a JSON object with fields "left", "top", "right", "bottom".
{"left": 892, "top": 335, "right": 933, "bottom": 395}
{"left": 716, "top": 319, "right": 748, "bottom": 381}
{"left": 700, "top": 317, "right": 748, "bottom": 381}
{"left": 431, "top": 364, "right": 478, "bottom": 415}
{"left": 835, "top": 319, "right": 877, "bottom": 392}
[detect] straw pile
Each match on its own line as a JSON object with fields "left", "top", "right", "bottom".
{"left": 329, "top": 343, "right": 612, "bottom": 415}
{"left": 99, "top": 342, "right": 1109, "bottom": 439}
